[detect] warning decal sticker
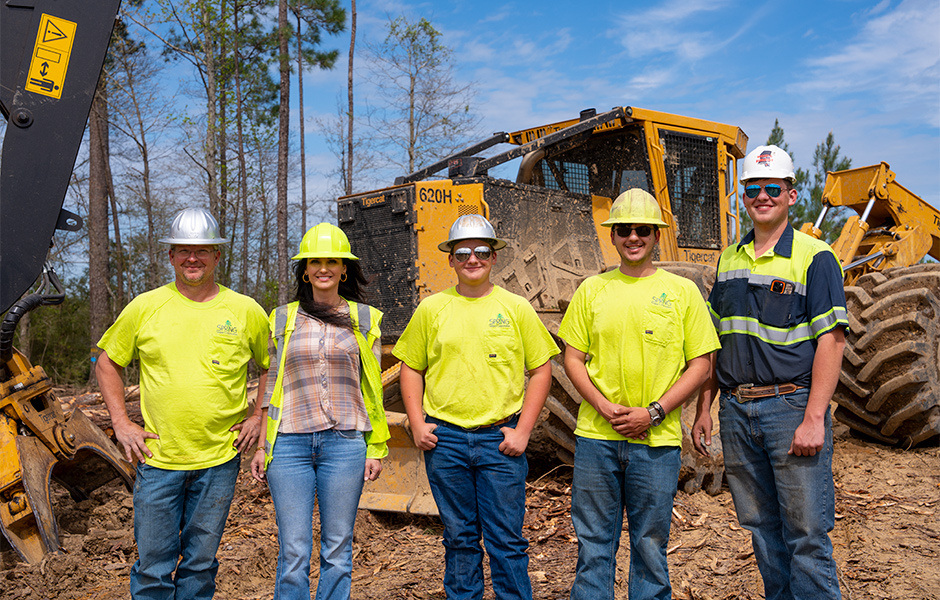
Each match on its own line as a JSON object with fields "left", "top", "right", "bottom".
{"left": 25, "top": 14, "right": 77, "bottom": 99}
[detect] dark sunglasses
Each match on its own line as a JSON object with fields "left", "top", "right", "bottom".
{"left": 452, "top": 245, "right": 493, "bottom": 262}
{"left": 613, "top": 224, "right": 656, "bottom": 238}
{"left": 744, "top": 184, "right": 784, "bottom": 199}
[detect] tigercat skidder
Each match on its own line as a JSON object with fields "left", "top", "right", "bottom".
{"left": 341, "top": 106, "right": 749, "bottom": 512}
{"left": 340, "top": 106, "right": 940, "bottom": 516}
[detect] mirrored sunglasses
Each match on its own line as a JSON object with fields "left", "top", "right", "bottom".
{"left": 744, "top": 184, "right": 784, "bottom": 199}
{"left": 613, "top": 224, "right": 656, "bottom": 238}
{"left": 452, "top": 245, "right": 493, "bottom": 262}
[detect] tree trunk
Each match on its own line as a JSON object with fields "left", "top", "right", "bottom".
{"left": 217, "top": 0, "right": 231, "bottom": 286}
{"left": 276, "top": 0, "right": 290, "bottom": 305}
{"left": 88, "top": 88, "right": 110, "bottom": 385}
{"left": 202, "top": 0, "right": 221, "bottom": 219}
{"left": 295, "top": 8, "right": 307, "bottom": 233}
{"left": 346, "top": 0, "right": 356, "bottom": 195}
{"left": 234, "top": 4, "right": 250, "bottom": 295}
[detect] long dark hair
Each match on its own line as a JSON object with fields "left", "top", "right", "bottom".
{"left": 292, "top": 259, "right": 369, "bottom": 329}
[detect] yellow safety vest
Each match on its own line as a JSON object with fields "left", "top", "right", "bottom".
{"left": 262, "top": 300, "right": 390, "bottom": 468}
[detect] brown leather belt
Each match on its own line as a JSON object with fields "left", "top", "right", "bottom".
{"left": 430, "top": 413, "right": 518, "bottom": 432}
{"left": 474, "top": 413, "right": 516, "bottom": 430}
{"left": 730, "top": 383, "right": 803, "bottom": 401}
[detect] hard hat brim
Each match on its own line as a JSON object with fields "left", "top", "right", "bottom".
{"left": 292, "top": 251, "right": 359, "bottom": 260}
{"left": 600, "top": 217, "right": 669, "bottom": 228}
{"left": 437, "top": 238, "right": 507, "bottom": 252}
{"left": 159, "top": 237, "right": 230, "bottom": 245}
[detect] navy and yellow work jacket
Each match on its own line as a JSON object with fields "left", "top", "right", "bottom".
{"left": 708, "top": 225, "right": 848, "bottom": 390}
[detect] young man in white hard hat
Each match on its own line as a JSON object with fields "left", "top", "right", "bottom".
{"left": 97, "top": 208, "right": 270, "bottom": 600}
{"left": 393, "top": 214, "right": 559, "bottom": 600}
{"left": 559, "top": 189, "right": 719, "bottom": 600}
{"left": 692, "top": 145, "right": 847, "bottom": 599}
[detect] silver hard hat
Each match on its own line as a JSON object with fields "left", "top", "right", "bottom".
{"left": 437, "top": 214, "right": 507, "bottom": 252}
{"left": 159, "top": 207, "right": 230, "bottom": 245}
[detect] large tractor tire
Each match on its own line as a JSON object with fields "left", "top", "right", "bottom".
{"left": 540, "top": 261, "right": 725, "bottom": 495}
{"left": 834, "top": 264, "right": 940, "bottom": 446}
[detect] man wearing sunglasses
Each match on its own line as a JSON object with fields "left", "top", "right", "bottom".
{"left": 693, "top": 145, "right": 847, "bottom": 599}
{"left": 559, "top": 189, "right": 719, "bottom": 600}
{"left": 393, "top": 214, "right": 559, "bottom": 600}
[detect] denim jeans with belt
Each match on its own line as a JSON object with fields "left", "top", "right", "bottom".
{"left": 719, "top": 388, "right": 842, "bottom": 600}
{"left": 424, "top": 415, "right": 531, "bottom": 600}
{"left": 130, "top": 455, "right": 240, "bottom": 600}
{"left": 569, "top": 437, "right": 681, "bottom": 600}
{"left": 265, "top": 430, "right": 367, "bottom": 600}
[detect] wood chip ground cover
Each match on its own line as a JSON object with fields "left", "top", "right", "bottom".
{"left": 1, "top": 411, "right": 937, "bottom": 599}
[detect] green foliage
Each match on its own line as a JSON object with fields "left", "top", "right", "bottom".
{"left": 808, "top": 132, "right": 852, "bottom": 242}
{"left": 15, "top": 277, "right": 92, "bottom": 385}
{"left": 290, "top": 0, "right": 346, "bottom": 69}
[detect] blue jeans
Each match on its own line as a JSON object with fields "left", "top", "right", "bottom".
{"left": 569, "top": 437, "right": 680, "bottom": 600}
{"left": 424, "top": 416, "right": 531, "bottom": 600}
{"left": 265, "top": 430, "right": 366, "bottom": 600}
{"left": 130, "top": 455, "right": 240, "bottom": 600}
{"left": 719, "top": 389, "right": 841, "bottom": 600}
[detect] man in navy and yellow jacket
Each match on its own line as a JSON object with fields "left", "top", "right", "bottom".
{"left": 693, "top": 145, "right": 848, "bottom": 600}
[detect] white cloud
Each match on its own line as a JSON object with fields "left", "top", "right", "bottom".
{"left": 792, "top": 0, "right": 940, "bottom": 127}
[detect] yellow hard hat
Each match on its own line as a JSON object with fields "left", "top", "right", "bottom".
{"left": 601, "top": 189, "right": 669, "bottom": 228}
{"left": 292, "top": 223, "right": 359, "bottom": 260}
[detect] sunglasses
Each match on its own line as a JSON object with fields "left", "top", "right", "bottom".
{"left": 744, "top": 184, "right": 785, "bottom": 199}
{"left": 613, "top": 224, "right": 656, "bottom": 238}
{"left": 452, "top": 245, "right": 493, "bottom": 262}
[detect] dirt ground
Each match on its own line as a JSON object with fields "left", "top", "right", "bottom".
{"left": 1, "top": 408, "right": 937, "bottom": 600}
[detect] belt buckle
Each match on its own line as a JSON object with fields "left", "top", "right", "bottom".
{"left": 735, "top": 383, "right": 754, "bottom": 403}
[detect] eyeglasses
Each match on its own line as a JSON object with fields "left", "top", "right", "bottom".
{"left": 452, "top": 245, "right": 493, "bottom": 262}
{"left": 613, "top": 224, "right": 656, "bottom": 238}
{"left": 173, "top": 248, "right": 214, "bottom": 260}
{"left": 744, "top": 184, "right": 785, "bottom": 199}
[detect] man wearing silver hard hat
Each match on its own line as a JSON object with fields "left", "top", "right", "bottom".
{"left": 693, "top": 145, "right": 847, "bottom": 599}
{"left": 558, "top": 189, "right": 719, "bottom": 600}
{"left": 394, "top": 214, "right": 559, "bottom": 600}
{"left": 97, "top": 207, "right": 270, "bottom": 599}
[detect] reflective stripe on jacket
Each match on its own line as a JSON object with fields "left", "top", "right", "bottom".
{"left": 262, "top": 300, "right": 390, "bottom": 468}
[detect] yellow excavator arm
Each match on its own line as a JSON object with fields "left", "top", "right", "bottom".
{"left": 800, "top": 162, "right": 940, "bottom": 284}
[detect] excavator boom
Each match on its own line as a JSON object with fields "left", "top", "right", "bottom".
{"left": 0, "top": 0, "right": 133, "bottom": 563}
{"left": 1, "top": 0, "right": 122, "bottom": 313}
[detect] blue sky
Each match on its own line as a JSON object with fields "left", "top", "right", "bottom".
{"left": 295, "top": 0, "right": 940, "bottom": 212}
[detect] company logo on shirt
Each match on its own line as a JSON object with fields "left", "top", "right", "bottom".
{"left": 651, "top": 293, "right": 672, "bottom": 308}
{"left": 217, "top": 320, "right": 239, "bottom": 336}
{"left": 489, "top": 313, "right": 512, "bottom": 328}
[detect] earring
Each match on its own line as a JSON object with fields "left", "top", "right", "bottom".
{"left": 303, "top": 273, "right": 310, "bottom": 283}
{"left": 340, "top": 273, "right": 348, "bottom": 282}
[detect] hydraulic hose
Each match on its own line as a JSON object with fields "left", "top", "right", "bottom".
{"left": 0, "top": 267, "right": 66, "bottom": 363}
{"left": 0, "top": 294, "right": 43, "bottom": 363}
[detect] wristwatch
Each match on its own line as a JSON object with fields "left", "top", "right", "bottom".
{"left": 646, "top": 401, "right": 666, "bottom": 427}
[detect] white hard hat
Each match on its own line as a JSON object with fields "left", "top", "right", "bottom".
{"left": 437, "top": 214, "right": 507, "bottom": 252}
{"left": 740, "top": 145, "right": 795, "bottom": 184}
{"left": 159, "top": 207, "right": 230, "bottom": 245}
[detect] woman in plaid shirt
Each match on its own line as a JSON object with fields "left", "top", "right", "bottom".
{"left": 251, "top": 223, "right": 389, "bottom": 600}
